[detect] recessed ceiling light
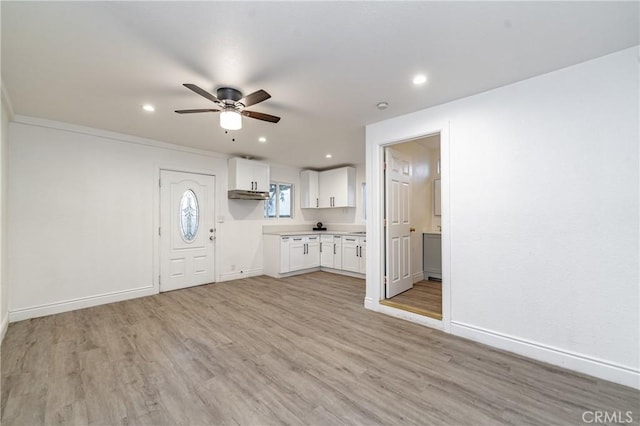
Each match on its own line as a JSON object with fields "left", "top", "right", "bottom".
{"left": 325, "top": 154, "right": 332, "bottom": 159}
{"left": 412, "top": 74, "right": 427, "bottom": 85}
{"left": 258, "top": 137, "right": 267, "bottom": 143}
{"left": 142, "top": 104, "right": 155, "bottom": 112}
{"left": 376, "top": 101, "right": 389, "bottom": 110}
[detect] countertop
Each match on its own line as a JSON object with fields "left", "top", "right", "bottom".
{"left": 264, "top": 230, "right": 367, "bottom": 237}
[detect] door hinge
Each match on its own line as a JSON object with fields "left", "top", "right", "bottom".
{"left": 383, "top": 219, "right": 387, "bottom": 227}
{"left": 384, "top": 162, "right": 387, "bottom": 170}
{"left": 158, "top": 227, "right": 161, "bottom": 236}
{"left": 384, "top": 276, "right": 387, "bottom": 284}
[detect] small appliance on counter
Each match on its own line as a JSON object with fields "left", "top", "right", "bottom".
{"left": 312, "top": 221, "right": 327, "bottom": 231}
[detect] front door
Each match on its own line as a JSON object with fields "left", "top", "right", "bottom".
{"left": 160, "top": 170, "right": 215, "bottom": 292}
{"left": 385, "top": 147, "right": 413, "bottom": 298}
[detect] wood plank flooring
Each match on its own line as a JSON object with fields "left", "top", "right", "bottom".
{"left": 383, "top": 280, "right": 442, "bottom": 319}
{"left": 2, "top": 272, "right": 638, "bottom": 425}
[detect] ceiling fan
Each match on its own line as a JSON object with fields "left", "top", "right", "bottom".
{"left": 175, "top": 84, "right": 281, "bottom": 130}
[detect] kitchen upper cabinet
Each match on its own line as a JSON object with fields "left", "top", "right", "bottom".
{"left": 342, "top": 236, "right": 366, "bottom": 274}
{"left": 300, "top": 170, "right": 319, "bottom": 208}
{"left": 301, "top": 166, "right": 356, "bottom": 209}
{"left": 319, "top": 167, "right": 356, "bottom": 208}
{"left": 229, "top": 157, "right": 270, "bottom": 192}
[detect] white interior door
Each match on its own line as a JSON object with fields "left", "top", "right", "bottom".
{"left": 160, "top": 170, "right": 215, "bottom": 292}
{"left": 385, "top": 147, "right": 413, "bottom": 298}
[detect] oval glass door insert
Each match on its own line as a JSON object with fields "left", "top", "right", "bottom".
{"left": 180, "top": 189, "right": 199, "bottom": 242}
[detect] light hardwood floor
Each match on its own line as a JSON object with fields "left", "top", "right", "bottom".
{"left": 2, "top": 272, "right": 638, "bottom": 425}
{"left": 382, "top": 280, "right": 443, "bottom": 319}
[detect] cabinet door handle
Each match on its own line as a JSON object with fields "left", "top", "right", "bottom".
{"left": 316, "top": 198, "right": 318, "bottom": 208}
{"left": 357, "top": 246, "right": 361, "bottom": 257}
{"left": 333, "top": 244, "right": 336, "bottom": 255}
{"left": 320, "top": 243, "right": 322, "bottom": 253}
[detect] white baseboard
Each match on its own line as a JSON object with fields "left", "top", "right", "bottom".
{"left": 9, "top": 285, "right": 156, "bottom": 322}
{"left": 219, "top": 268, "right": 263, "bottom": 282}
{"left": 413, "top": 271, "right": 424, "bottom": 283}
{"left": 1, "top": 313, "right": 8, "bottom": 343}
{"left": 364, "top": 296, "right": 375, "bottom": 310}
{"left": 451, "top": 321, "right": 640, "bottom": 390}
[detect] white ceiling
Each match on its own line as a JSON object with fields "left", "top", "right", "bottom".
{"left": 2, "top": 1, "right": 638, "bottom": 169}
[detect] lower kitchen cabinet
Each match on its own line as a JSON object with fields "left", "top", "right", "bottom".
{"left": 263, "top": 233, "right": 363, "bottom": 278}
{"left": 289, "top": 235, "right": 319, "bottom": 272}
{"left": 320, "top": 235, "right": 342, "bottom": 269}
{"left": 341, "top": 236, "right": 366, "bottom": 274}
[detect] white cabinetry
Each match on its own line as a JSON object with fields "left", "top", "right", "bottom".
{"left": 263, "top": 233, "right": 364, "bottom": 278}
{"left": 318, "top": 167, "right": 356, "bottom": 208}
{"left": 289, "top": 236, "right": 320, "bottom": 272}
{"left": 300, "top": 170, "right": 319, "bottom": 208}
{"left": 301, "top": 167, "right": 356, "bottom": 208}
{"left": 280, "top": 237, "right": 291, "bottom": 273}
{"left": 229, "top": 157, "right": 270, "bottom": 192}
{"left": 342, "top": 236, "right": 366, "bottom": 274}
{"left": 320, "top": 235, "right": 343, "bottom": 269}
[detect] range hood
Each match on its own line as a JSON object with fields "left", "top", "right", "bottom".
{"left": 228, "top": 189, "right": 270, "bottom": 200}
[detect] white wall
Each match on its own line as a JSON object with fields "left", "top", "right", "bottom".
{"left": 0, "top": 85, "right": 12, "bottom": 341}
{"left": 366, "top": 47, "right": 639, "bottom": 388}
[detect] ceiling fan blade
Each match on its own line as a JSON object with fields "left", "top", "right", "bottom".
{"left": 239, "top": 89, "right": 271, "bottom": 107}
{"left": 242, "top": 110, "right": 281, "bottom": 123}
{"left": 175, "top": 108, "right": 220, "bottom": 114}
{"left": 183, "top": 83, "right": 219, "bottom": 104}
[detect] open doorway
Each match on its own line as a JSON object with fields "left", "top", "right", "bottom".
{"left": 379, "top": 134, "right": 442, "bottom": 320}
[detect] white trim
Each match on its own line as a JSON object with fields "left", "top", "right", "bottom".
{"left": 451, "top": 321, "right": 640, "bottom": 390}
{"left": 412, "top": 271, "right": 424, "bottom": 283}
{"left": 219, "top": 268, "right": 263, "bottom": 282}
{"left": 365, "top": 122, "right": 451, "bottom": 334}
{"left": 1, "top": 81, "right": 15, "bottom": 120}
{"left": 12, "top": 115, "right": 228, "bottom": 159}
{"left": 0, "top": 313, "right": 8, "bottom": 342}
{"left": 8, "top": 285, "right": 155, "bottom": 322}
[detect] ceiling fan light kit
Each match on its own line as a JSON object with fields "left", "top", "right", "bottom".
{"left": 175, "top": 83, "right": 281, "bottom": 131}
{"left": 220, "top": 110, "right": 242, "bottom": 130}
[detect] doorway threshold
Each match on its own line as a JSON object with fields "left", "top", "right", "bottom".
{"left": 379, "top": 299, "right": 442, "bottom": 320}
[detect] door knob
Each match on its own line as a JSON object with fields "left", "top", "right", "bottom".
{"left": 410, "top": 227, "right": 416, "bottom": 232}
{"left": 210, "top": 236, "right": 215, "bottom": 241}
